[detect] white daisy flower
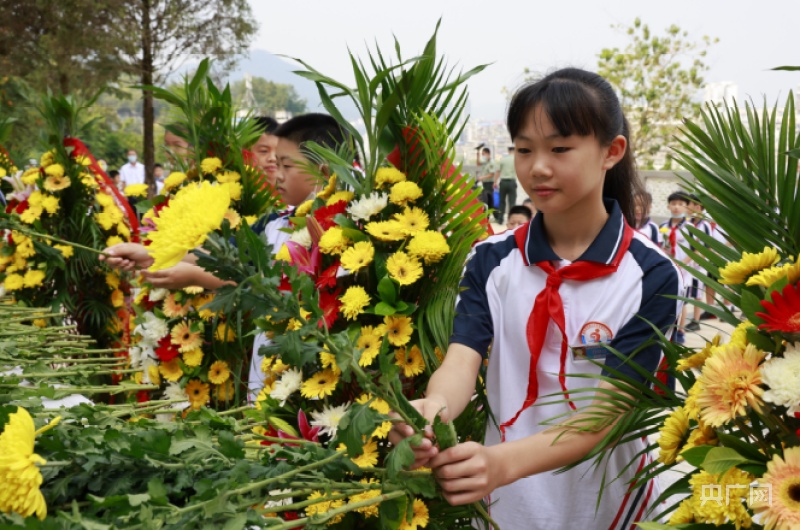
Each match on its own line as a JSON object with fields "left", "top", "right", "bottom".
{"left": 310, "top": 403, "right": 351, "bottom": 438}
{"left": 270, "top": 368, "right": 303, "bottom": 406}
{"left": 761, "top": 344, "right": 800, "bottom": 408}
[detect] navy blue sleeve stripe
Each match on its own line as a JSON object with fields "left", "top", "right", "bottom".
{"left": 602, "top": 240, "right": 681, "bottom": 382}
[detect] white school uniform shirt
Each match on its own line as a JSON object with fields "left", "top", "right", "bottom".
{"left": 247, "top": 211, "right": 294, "bottom": 403}
{"left": 452, "top": 200, "right": 683, "bottom": 530}
{"left": 660, "top": 218, "right": 692, "bottom": 284}
{"left": 636, "top": 218, "right": 661, "bottom": 247}
{"left": 119, "top": 161, "right": 145, "bottom": 187}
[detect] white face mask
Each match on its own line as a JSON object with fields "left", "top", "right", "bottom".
{"left": 480, "top": 155, "right": 489, "bottom": 163}
{"left": 670, "top": 212, "right": 686, "bottom": 219}
{"left": 128, "top": 155, "right": 137, "bottom": 163}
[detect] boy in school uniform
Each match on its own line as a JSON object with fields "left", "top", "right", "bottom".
{"left": 685, "top": 194, "right": 713, "bottom": 329}
{"left": 660, "top": 191, "right": 692, "bottom": 343}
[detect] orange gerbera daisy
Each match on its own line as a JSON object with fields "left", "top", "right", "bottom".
{"left": 170, "top": 321, "right": 203, "bottom": 353}
{"left": 750, "top": 446, "right": 800, "bottom": 530}
{"left": 697, "top": 343, "right": 765, "bottom": 427}
{"left": 383, "top": 315, "right": 413, "bottom": 347}
{"left": 757, "top": 281, "right": 800, "bottom": 333}
{"left": 185, "top": 379, "right": 210, "bottom": 410}
{"left": 208, "top": 360, "right": 230, "bottom": 385}
{"left": 395, "top": 345, "right": 425, "bottom": 377}
{"left": 162, "top": 293, "right": 191, "bottom": 318}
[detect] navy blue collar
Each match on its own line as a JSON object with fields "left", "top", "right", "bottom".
{"left": 522, "top": 199, "right": 626, "bottom": 265}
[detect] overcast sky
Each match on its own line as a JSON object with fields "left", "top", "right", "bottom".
{"left": 247, "top": 0, "right": 800, "bottom": 121}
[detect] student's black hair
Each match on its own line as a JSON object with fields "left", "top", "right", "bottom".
{"left": 274, "top": 113, "right": 349, "bottom": 153}
{"left": 254, "top": 116, "right": 279, "bottom": 135}
{"left": 508, "top": 205, "right": 533, "bottom": 220}
{"left": 506, "top": 67, "right": 643, "bottom": 226}
{"left": 108, "top": 170, "right": 120, "bottom": 178}
{"left": 667, "top": 190, "right": 692, "bottom": 204}
{"left": 687, "top": 193, "right": 703, "bottom": 207}
{"left": 481, "top": 147, "right": 491, "bottom": 155}
{"left": 153, "top": 163, "right": 163, "bottom": 169}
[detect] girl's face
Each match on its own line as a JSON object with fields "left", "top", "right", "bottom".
{"left": 634, "top": 199, "right": 646, "bottom": 223}
{"left": 513, "top": 106, "right": 625, "bottom": 218}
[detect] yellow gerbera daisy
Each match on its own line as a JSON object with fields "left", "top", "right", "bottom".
{"left": 318, "top": 226, "right": 351, "bottom": 255}
{"left": 389, "top": 181, "right": 423, "bottom": 206}
{"left": 365, "top": 220, "right": 405, "bottom": 242}
{"left": 355, "top": 394, "right": 392, "bottom": 438}
{"left": 746, "top": 259, "right": 800, "bottom": 288}
{"left": 214, "top": 322, "right": 236, "bottom": 342}
{"left": 350, "top": 438, "right": 379, "bottom": 468}
{"left": 395, "top": 345, "right": 425, "bottom": 377}
{"left": 356, "top": 326, "right": 382, "bottom": 367}
{"left": 208, "top": 360, "right": 231, "bottom": 385}
{"left": 185, "top": 379, "right": 210, "bottom": 410}
{"left": 340, "top": 285, "right": 371, "bottom": 320}
{"left": 697, "top": 343, "right": 765, "bottom": 427}
{"left": 39, "top": 150, "right": 55, "bottom": 168}
{"left": 183, "top": 348, "right": 204, "bottom": 367}
{"left": 159, "top": 359, "right": 184, "bottom": 382}
{"left": 162, "top": 293, "right": 191, "bottom": 318}
{"left": 19, "top": 205, "right": 43, "bottom": 224}
{"left": 656, "top": 406, "right": 689, "bottom": 465}
{"left": 375, "top": 167, "right": 406, "bottom": 188}
{"left": 170, "top": 321, "right": 203, "bottom": 353}
{"left": 383, "top": 315, "right": 413, "bottom": 347}
{"left": 200, "top": 157, "right": 223, "bottom": 174}
{"left": 340, "top": 241, "right": 375, "bottom": 273}
{"left": 750, "top": 446, "right": 800, "bottom": 529}
{"left": 300, "top": 369, "right": 340, "bottom": 399}
{"left": 327, "top": 190, "right": 354, "bottom": 206}
{"left": 398, "top": 498, "right": 430, "bottom": 530}
{"left": 387, "top": 251, "right": 424, "bottom": 286}
{"left": 43, "top": 163, "right": 64, "bottom": 178}
{"left": 394, "top": 207, "right": 430, "bottom": 235}
{"left": 214, "top": 380, "right": 235, "bottom": 401}
{"left": 319, "top": 349, "right": 341, "bottom": 375}
{"left": 408, "top": 231, "right": 450, "bottom": 265}
{"left": 43, "top": 174, "right": 71, "bottom": 192}
{"left": 719, "top": 246, "right": 779, "bottom": 285}
{"left": 304, "top": 491, "right": 345, "bottom": 524}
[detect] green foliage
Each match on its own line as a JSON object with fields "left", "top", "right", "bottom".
{"left": 230, "top": 76, "right": 308, "bottom": 115}
{"left": 597, "top": 18, "right": 717, "bottom": 168}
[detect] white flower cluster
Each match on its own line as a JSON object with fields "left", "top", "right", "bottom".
{"left": 347, "top": 191, "right": 388, "bottom": 221}
{"left": 270, "top": 368, "right": 303, "bottom": 406}
{"left": 761, "top": 344, "right": 800, "bottom": 408}
{"left": 134, "top": 311, "right": 169, "bottom": 348}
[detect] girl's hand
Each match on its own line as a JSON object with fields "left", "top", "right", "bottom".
{"left": 100, "top": 243, "right": 152, "bottom": 271}
{"left": 388, "top": 397, "right": 448, "bottom": 469}
{"left": 139, "top": 262, "right": 201, "bottom": 290}
{"left": 430, "top": 441, "right": 505, "bottom": 505}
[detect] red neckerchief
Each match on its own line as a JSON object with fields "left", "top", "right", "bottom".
{"left": 668, "top": 219, "right": 684, "bottom": 258}
{"left": 502, "top": 220, "right": 634, "bottom": 441}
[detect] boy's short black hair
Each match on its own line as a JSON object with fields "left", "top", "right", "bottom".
{"left": 688, "top": 193, "right": 702, "bottom": 206}
{"left": 108, "top": 170, "right": 120, "bottom": 178}
{"left": 254, "top": 116, "right": 279, "bottom": 135}
{"left": 274, "top": 113, "right": 349, "bottom": 151}
{"left": 508, "top": 205, "right": 532, "bottom": 220}
{"left": 668, "top": 190, "right": 691, "bottom": 204}
{"left": 153, "top": 163, "right": 163, "bottom": 169}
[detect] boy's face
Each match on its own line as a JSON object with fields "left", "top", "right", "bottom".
{"left": 506, "top": 213, "right": 529, "bottom": 231}
{"left": 689, "top": 201, "right": 703, "bottom": 214}
{"left": 252, "top": 133, "right": 279, "bottom": 187}
{"left": 275, "top": 138, "right": 319, "bottom": 207}
{"left": 668, "top": 200, "right": 688, "bottom": 217}
{"left": 164, "top": 131, "right": 190, "bottom": 163}
{"left": 153, "top": 167, "right": 164, "bottom": 179}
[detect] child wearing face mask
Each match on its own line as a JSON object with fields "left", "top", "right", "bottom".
{"left": 660, "top": 190, "right": 692, "bottom": 343}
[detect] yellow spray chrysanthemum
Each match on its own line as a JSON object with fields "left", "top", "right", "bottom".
{"left": 318, "top": 227, "right": 351, "bottom": 255}
{"left": 22, "top": 270, "right": 46, "bottom": 289}
{"left": 19, "top": 206, "right": 43, "bottom": 224}
{"left": 398, "top": 498, "right": 430, "bottom": 530}
{"left": 4, "top": 273, "right": 25, "bottom": 291}
{"left": 117, "top": 222, "right": 131, "bottom": 239}
{"left": 350, "top": 438, "right": 379, "bottom": 468}
{"left": 200, "top": 157, "right": 223, "bottom": 174}
{"left": 348, "top": 479, "right": 382, "bottom": 518}
{"left": 300, "top": 369, "right": 340, "bottom": 399}
{"left": 215, "top": 322, "right": 236, "bottom": 342}
{"left": 295, "top": 199, "right": 314, "bottom": 217}
{"left": 684, "top": 380, "right": 703, "bottom": 421}
{"left": 159, "top": 359, "right": 184, "bottom": 382}
{"left": 680, "top": 419, "right": 718, "bottom": 456}
{"left": 668, "top": 498, "right": 696, "bottom": 524}
{"left": 224, "top": 181, "right": 242, "bottom": 201}
{"left": 39, "top": 150, "right": 55, "bottom": 168}
{"left": 746, "top": 259, "right": 800, "bottom": 288}
{"left": 389, "top": 181, "right": 423, "bottom": 205}
{"left": 750, "top": 446, "right": 800, "bottom": 530}
{"left": 316, "top": 174, "right": 338, "bottom": 200}
{"left": 274, "top": 244, "right": 292, "bottom": 262}
{"left": 729, "top": 320, "right": 751, "bottom": 348}
{"left": 395, "top": 345, "right": 425, "bottom": 377}
{"left": 208, "top": 360, "right": 231, "bottom": 385}
{"left": 183, "top": 348, "right": 204, "bottom": 367}
{"left": 54, "top": 244, "right": 73, "bottom": 258}
{"left": 697, "top": 343, "right": 765, "bottom": 427}
{"left": 0, "top": 408, "right": 60, "bottom": 520}
{"left": 124, "top": 183, "right": 149, "bottom": 198}
{"left": 94, "top": 211, "right": 114, "bottom": 230}
{"left": 305, "top": 491, "right": 345, "bottom": 524}
{"left": 43, "top": 174, "right": 71, "bottom": 192}
{"left": 340, "top": 285, "right": 371, "bottom": 320}
{"left": 678, "top": 335, "right": 722, "bottom": 372}
{"left": 656, "top": 406, "right": 689, "bottom": 465}
{"left": 146, "top": 181, "right": 231, "bottom": 270}
{"left": 110, "top": 289, "right": 124, "bottom": 308}
{"left": 340, "top": 241, "right": 375, "bottom": 272}
{"left": 107, "top": 235, "right": 124, "bottom": 247}
{"left": 327, "top": 190, "right": 354, "bottom": 206}
{"left": 719, "top": 247, "right": 780, "bottom": 285}
{"left": 365, "top": 220, "right": 405, "bottom": 242}
{"left": 394, "top": 207, "right": 430, "bottom": 235}
{"left": 163, "top": 171, "right": 187, "bottom": 191}
{"left": 383, "top": 315, "right": 413, "bottom": 347}
{"left": 387, "top": 251, "right": 424, "bottom": 286}
{"left": 216, "top": 170, "right": 241, "bottom": 183}
{"left": 21, "top": 167, "right": 39, "bottom": 186}
{"left": 375, "top": 167, "right": 406, "bottom": 188}
{"left": 223, "top": 209, "right": 242, "bottom": 229}
{"left": 43, "top": 163, "right": 64, "bottom": 179}
{"left": 41, "top": 195, "right": 59, "bottom": 215}
{"left": 408, "top": 231, "right": 450, "bottom": 265}
{"left": 185, "top": 379, "right": 210, "bottom": 410}
{"left": 690, "top": 468, "right": 753, "bottom": 528}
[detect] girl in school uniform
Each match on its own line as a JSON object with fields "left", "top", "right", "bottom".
{"left": 391, "top": 68, "right": 683, "bottom": 530}
{"left": 634, "top": 190, "right": 662, "bottom": 247}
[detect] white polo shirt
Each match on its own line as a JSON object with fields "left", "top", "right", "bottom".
{"left": 120, "top": 161, "right": 145, "bottom": 187}
{"left": 452, "top": 200, "right": 682, "bottom": 530}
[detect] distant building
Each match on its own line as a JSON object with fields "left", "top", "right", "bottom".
{"left": 704, "top": 82, "right": 739, "bottom": 105}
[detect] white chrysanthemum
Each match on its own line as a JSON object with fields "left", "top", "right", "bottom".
{"left": 761, "top": 344, "right": 800, "bottom": 408}
{"left": 134, "top": 312, "right": 169, "bottom": 347}
{"left": 148, "top": 288, "right": 169, "bottom": 302}
{"left": 289, "top": 227, "right": 312, "bottom": 249}
{"left": 269, "top": 367, "right": 303, "bottom": 406}
{"left": 310, "top": 403, "right": 351, "bottom": 438}
{"left": 347, "top": 192, "right": 388, "bottom": 221}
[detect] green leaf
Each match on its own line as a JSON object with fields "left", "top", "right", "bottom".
{"left": 127, "top": 493, "right": 150, "bottom": 507}
{"left": 716, "top": 432, "right": 769, "bottom": 462}
{"left": 374, "top": 302, "right": 397, "bottom": 316}
{"left": 680, "top": 445, "right": 715, "bottom": 467}
{"left": 379, "top": 494, "right": 408, "bottom": 530}
{"left": 739, "top": 288, "right": 766, "bottom": 324}
{"left": 384, "top": 434, "right": 421, "bottom": 479}
{"left": 432, "top": 415, "right": 458, "bottom": 449}
{"left": 701, "top": 446, "right": 750, "bottom": 475}
{"left": 377, "top": 276, "right": 398, "bottom": 306}
{"left": 745, "top": 327, "right": 775, "bottom": 352}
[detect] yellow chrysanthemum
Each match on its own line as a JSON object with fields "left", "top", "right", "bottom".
{"left": 22, "top": 270, "right": 45, "bottom": 289}
{"left": 208, "top": 360, "right": 231, "bottom": 385}
{"left": 110, "top": 288, "right": 124, "bottom": 308}
{"left": 80, "top": 172, "right": 97, "bottom": 188}
{"left": 41, "top": 195, "right": 59, "bottom": 215}
{"left": 697, "top": 343, "right": 765, "bottom": 427}
{"left": 356, "top": 326, "right": 382, "bottom": 367}
{"left": 750, "top": 446, "right": 800, "bottom": 530}
{"left": 348, "top": 479, "right": 382, "bottom": 518}
{"left": 105, "top": 204, "right": 124, "bottom": 225}
{"left": 316, "top": 174, "right": 338, "bottom": 200}
{"left": 678, "top": 334, "right": 722, "bottom": 371}
{"left": 21, "top": 167, "right": 40, "bottom": 186}
{"left": 684, "top": 380, "right": 703, "bottom": 421}
{"left": 387, "top": 251, "right": 424, "bottom": 286}
{"left": 349, "top": 438, "right": 379, "bottom": 468}
{"left": 200, "top": 157, "right": 223, "bottom": 175}
{"left": 690, "top": 468, "right": 753, "bottom": 528}
{"left": 94, "top": 211, "right": 114, "bottom": 230}
{"left": 375, "top": 167, "right": 406, "bottom": 188}
{"left": 340, "top": 285, "right": 371, "bottom": 320}
{"left": 394, "top": 207, "right": 430, "bottom": 236}
{"left": 170, "top": 321, "right": 203, "bottom": 353}
{"left": 146, "top": 181, "right": 231, "bottom": 270}
{"left": 668, "top": 498, "right": 695, "bottom": 524}
{"left": 52, "top": 244, "right": 73, "bottom": 259}
{"left": 223, "top": 209, "right": 242, "bottom": 229}
{"left": 159, "top": 359, "right": 184, "bottom": 382}
{"left": 215, "top": 322, "right": 236, "bottom": 342}
{"left": 657, "top": 406, "right": 689, "bottom": 465}
{"left": 729, "top": 320, "right": 751, "bottom": 348}
{"left": 224, "top": 182, "right": 242, "bottom": 201}
{"left": 39, "top": 150, "right": 55, "bottom": 168}
{"left": 163, "top": 171, "right": 187, "bottom": 191}
{"left": 295, "top": 200, "right": 314, "bottom": 217}
{"left": 384, "top": 315, "right": 413, "bottom": 347}
{"left": 19, "top": 205, "right": 43, "bottom": 224}
{"left": 365, "top": 220, "right": 406, "bottom": 242}
{"left": 43, "top": 163, "right": 64, "bottom": 179}
{"left": 107, "top": 235, "right": 124, "bottom": 247}
{"left": 32, "top": 319, "right": 47, "bottom": 328}
{"left": 326, "top": 190, "right": 354, "bottom": 206}
{"left": 304, "top": 491, "right": 345, "bottom": 524}
{"left": 124, "top": 183, "right": 149, "bottom": 198}
{"left": 680, "top": 419, "right": 718, "bottom": 455}
{"left": 398, "top": 498, "right": 430, "bottom": 530}
{"left": 746, "top": 259, "right": 800, "bottom": 288}
{"left": 340, "top": 241, "right": 374, "bottom": 272}
{"left": 74, "top": 155, "right": 92, "bottom": 166}
{"left": 300, "top": 369, "right": 340, "bottom": 399}
{"left": 185, "top": 380, "right": 210, "bottom": 410}
{"left": 395, "top": 345, "right": 425, "bottom": 377}
{"left": 408, "top": 231, "right": 450, "bottom": 265}
{"left": 43, "top": 174, "right": 71, "bottom": 192}
{"left": 318, "top": 227, "right": 351, "bottom": 255}
{"left": 183, "top": 348, "right": 204, "bottom": 367}
{"left": 0, "top": 408, "right": 56, "bottom": 520}
{"left": 274, "top": 244, "right": 292, "bottom": 262}
{"left": 319, "top": 349, "right": 341, "bottom": 376}
{"left": 116, "top": 222, "right": 131, "bottom": 239}
{"left": 105, "top": 272, "right": 120, "bottom": 290}
{"left": 216, "top": 170, "right": 241, "bottom": 183}
{"left": 389, "top": 181, "right": 423, "bottom": 206}
{"left": 719, "top": 246, "right": 780, "bottom": 285}
{"left": 27, "top": 191, "right": 43, "bottom": 206}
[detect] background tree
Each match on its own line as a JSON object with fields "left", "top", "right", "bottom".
{"left": 597, "top": 18, "right": 717, "bottom": 168}
{"left": 230, "top": 76, "right": 308, "bottom": 116}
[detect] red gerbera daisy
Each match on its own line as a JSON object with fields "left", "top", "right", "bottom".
{"left": 757, "top": 281, "right": 800, "bottom": 332}
{"left": 312, "top": 201, "right": 347, "bottom": 231}
{"left": 318, "top": 288, "right": 341, "bottom": 330}
{"left": 315, "top": 262, "right": 340, "bottom": 289}
{"left": 155, "top": 335, "right": 181, "bottom": 362}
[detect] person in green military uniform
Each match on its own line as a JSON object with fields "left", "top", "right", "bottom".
{"left": 493, "top": 146, "right": 517, "bottom": 223}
